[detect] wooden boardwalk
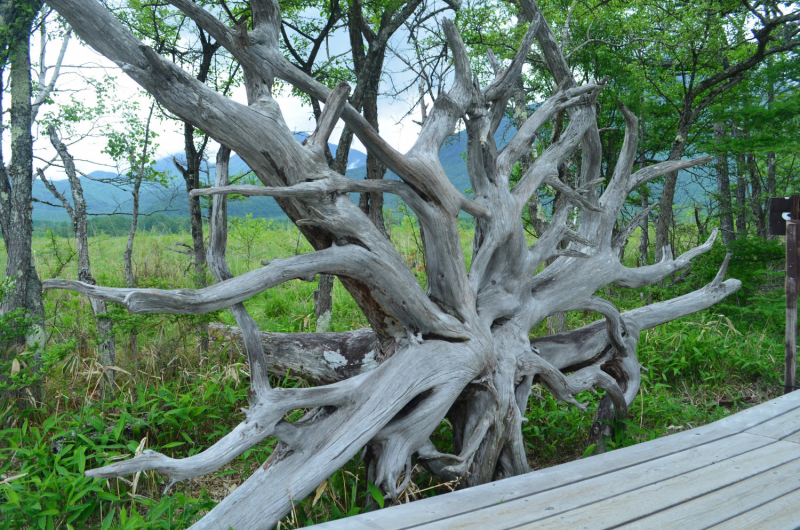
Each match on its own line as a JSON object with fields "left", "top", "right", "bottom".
{"left": 317, "top": 391, "right": 800, "bottom": 529}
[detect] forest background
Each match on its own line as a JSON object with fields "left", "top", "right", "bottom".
{"left": 0, "top": 0, "right": 798, "bottom": 528}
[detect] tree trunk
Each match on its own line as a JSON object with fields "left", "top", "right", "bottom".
{"left": 639, "top": 188, "right": 649, "bottom": 265}
{"left": 654, "top": 120, "right": 689, "bottom": 261}
{"left": 124, "top": 175, "right": 142, "bottom": 287}
{"left": 0, "top": 2, "right": 46, "bottom": 407}
{"left": 313, "top": 273, "right": 334, "bottom": 332}
{"left": 713, "top": 123, "right": 735, "bottom": 246}
{"left": 178, "top": 122, "right": 208, "bottom": 285}
{"left": 637, "top": 101, "right": 649, "bottom": 267}
{"left": 41, "top": 127, "right": 115, "bottom": 398}
{"left": 733, "top": 127, "right": 748, "bottom": 239}
{"left": 748, "top": 153, "right": 765, "bottom": 237}
{"left": 124, "top": 103, "right": 154, "bottom": 364}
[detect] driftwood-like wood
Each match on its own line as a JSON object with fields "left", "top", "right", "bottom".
{"left": 42, "top": 1, "right": 741, "bottom": 528}
{"left": 315, "top": 391, "right": 800, "bottom": 529}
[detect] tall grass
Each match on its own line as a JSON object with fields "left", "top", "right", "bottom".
{"left": 0, "top": 220, "right": 787, "bottom": 528}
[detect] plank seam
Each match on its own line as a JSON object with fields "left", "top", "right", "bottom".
{"left": 378, "top": 397, "right": 800, "bottom": 530}
{"left": 400, "top": 421, "right": 791, "bottom": 530}
{"left": 497, "top": 438, "right": 782, "bottom": 530}
{"left": 699, "top": 483, "right": 800, "bottom": 530}
{"left": 600, "top": 451, "right": 800, "bottom": 530}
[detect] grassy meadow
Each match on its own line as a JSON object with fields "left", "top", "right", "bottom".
{"left": 0, "top": 216, "right": 788, "bottom": 529}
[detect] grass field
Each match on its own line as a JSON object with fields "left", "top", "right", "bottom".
{"left": 0, "top": 219, "right": 788, "bottom": 529}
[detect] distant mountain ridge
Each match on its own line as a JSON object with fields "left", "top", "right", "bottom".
{"left": 32, "top": 120, "right": 705, "bottom": 223}
{"left": 32, "top": 132, "right": 368, "bottom": 222}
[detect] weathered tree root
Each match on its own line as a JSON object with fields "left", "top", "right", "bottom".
{"left": 42, "top": 0, "right": 741, "bottom": 527}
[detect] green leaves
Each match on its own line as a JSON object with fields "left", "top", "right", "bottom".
{"left": 368, "top": 481, "right": 385, "bottom": 509}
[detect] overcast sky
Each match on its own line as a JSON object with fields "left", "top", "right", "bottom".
{"left": 10, "top": 10, "right": 439, "bottom": 181}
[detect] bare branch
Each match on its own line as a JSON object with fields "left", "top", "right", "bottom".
{"left": 629, "top": 157, "right": 713, "bottom": 191}
{"left": 207, "top": 146, "right": 271, "bottom": 397}
{"left": 483, "top": 14, "right": 541, "bottom": 102}
{"left": 599, "top": 101, "right": 639, "bottom": 213}
{"left": 498, "top": 82, "right": 602, "bottom": 175}
{"left": 31, "top": 27, "right": 71, "bottom": 120}
{"left": 564, "top": 297, "right": 635, "bottom": 358}
{"left": 305, "top": 81, "right": 350, "bottom": 152}
{"left": 167, "top": 0, "right": 236, "bottom": 50}
{"left": 615, "top": 229, "right": 719, "bottom": 288}
{"left": 611, "top": 203, "right": 657, "bottom": 251}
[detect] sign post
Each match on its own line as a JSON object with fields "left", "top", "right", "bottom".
{"left": 769, "top": 195, "right": 800, "bottom": 394}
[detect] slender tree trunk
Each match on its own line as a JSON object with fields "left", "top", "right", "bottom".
{"left": 124, "top": 176, "right": 142, "bottom": 287}
{"left": 713, "top": 123, "right": 735, "bottom": 246}
{"left": 360, "top": 87, "right": 389, "bottom": 236}
{"left": 733, "top": 127, "right": 748, "bottom": 238}
{"left": 124, "top": 168, "right": 142, "bottom": 368}
{"left": 748, "top": 153, "right": 765, "bottom": 237}
{"left": 0, "top": 2, "right": 46, "bottom": 407}
{"left": 42, "top": 127, "right": 115, "bottom": 398}
{"left": 637, "top": 100, "right": 649, "bottom": 267}
{"left": 639, "top": 189, "right": 649, "bottom": 266}
{"left": 173, "top": 124, "right": 210, "bottom": 352}
{"left": 654, "top": 120, "right": 689, "bottom": 261}
{"left": 766, "top": 81, "right": 777, "bottom": 240}
{"left": 124, "top": 104, "right": 154, "bottom": 366}
{"left": 178, "top": 122, "right": 208, "bottom": 285}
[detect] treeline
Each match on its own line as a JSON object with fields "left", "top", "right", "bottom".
{"left": 31, "top": 214, "right": 191, "bottom": 238}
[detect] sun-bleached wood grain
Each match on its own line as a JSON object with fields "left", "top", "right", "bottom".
{"left": 42, "top": 0, "right": 740, "bottom": 528}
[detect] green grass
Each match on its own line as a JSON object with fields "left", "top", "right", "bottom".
{"left": 0, "top": 220, "right": 788, "bottom": 529}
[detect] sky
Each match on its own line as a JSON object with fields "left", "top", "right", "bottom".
{"left": 11, "top": 9, "right": 438, "bottom": 181}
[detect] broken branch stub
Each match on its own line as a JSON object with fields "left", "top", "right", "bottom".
{"left": 42, "top": 0, "right": 738, "bottom": 527}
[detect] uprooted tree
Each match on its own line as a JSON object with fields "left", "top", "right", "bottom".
{"left": 44, "top": 0, "right": 741, "bottom": 528}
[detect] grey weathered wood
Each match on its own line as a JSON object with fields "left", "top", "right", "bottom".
{"left": 779, "top": 428, "right": 800, "bottom": 445}
{"left": 707, "top": 486, "right": 800, "bottom": 529}
{"left": 42, "top": 0, "right": 746, "bottom": 527}
{"left": 614, "top": 454, "right": 800, "bottom": 529}
{"left": 209, "top": 324, "right": 379, "bottom": 386}
{"left": 407, "top": 433, "right": 774, "bottom": 530}
{"left": 316, "top": 391, "right": 800, "bottom": 529}
{"left": 746, "top": 404, "right": 800, "bottom": 440}
{"left": 518, "top": 441, "right": 800, "bottom": 529}
{"left": 207, "top": 146, "right": 271, "bottom": 399}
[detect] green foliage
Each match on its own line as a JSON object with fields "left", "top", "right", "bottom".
{"left": 0, "top": 220, "right": 788, "bottom": 528}
{"left": 0, "top": 278, "right": 73, "bottom": 394}
{"left": 228, "top": 214, "right": 273, "bottom": 270}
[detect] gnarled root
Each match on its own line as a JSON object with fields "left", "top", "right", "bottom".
{"left": 86, "top": 339, "right": 484, "bottom": 530}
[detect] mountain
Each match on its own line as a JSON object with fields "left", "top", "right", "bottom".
{"left": 32, "top": 121, "right": 707, "bottom": 222}
{"left": 32, "top": 133, "right": 368, "bottom": 222}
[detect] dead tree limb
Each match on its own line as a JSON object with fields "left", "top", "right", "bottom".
{"left": 43, "top": 0, "right": 740, "bottom": 527}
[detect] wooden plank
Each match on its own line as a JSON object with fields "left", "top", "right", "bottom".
{"left": 409, "top": 433, "right": 773, "bottom": 530}
{"left": 746, "top": 404, "right": 800, "bottom": 440}
{"left": 511, "top": 441, "right": 800, "bottom": 530}
{"left": 707, "top": 486, "right": 800, "bottom": 530}
{"left": 315, "top": 392, "right": 800, "bottom": 530}
{"left": 615, "top": 450, "right": 800, "bottom": 529}
{"left": 779, "top": 428, "right": 800, "bottom": 445}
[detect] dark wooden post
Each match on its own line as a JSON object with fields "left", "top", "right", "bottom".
{"left": 788, "top": 196, "right": 800, "bottom": 393}
{"left": 769, "top": 195, "right": 800, "bottom": 394}
{"left": 786, "top": 219, "right": 798, "bottom": 394}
